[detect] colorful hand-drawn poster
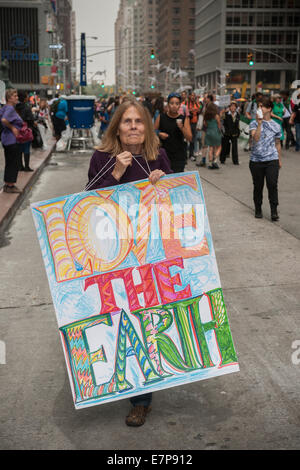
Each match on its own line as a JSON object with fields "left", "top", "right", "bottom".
{"left": 31, "top": 171, "right": 239, "bottom": 409}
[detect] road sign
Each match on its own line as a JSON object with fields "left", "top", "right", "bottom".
{"left": 39, "top": 58, "right": 53, "bottom": 66}
{"left": 49, "top": 44, "right": 63, "bottom": 50}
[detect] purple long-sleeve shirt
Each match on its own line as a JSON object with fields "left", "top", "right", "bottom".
{"left": 87, "top": 148, "right": 173, "bottom": 190}
{"left": 0, "top": 105, "right": 23, "bottom": 146}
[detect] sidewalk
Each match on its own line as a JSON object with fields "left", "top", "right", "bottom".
{"left": 0, "top": 135, "right": 56, "bottom": 234}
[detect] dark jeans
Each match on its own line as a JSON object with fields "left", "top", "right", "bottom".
{"left": 3, "top": 143, "right": 20, "bottom": 184}
{"left": 295, "top": 123, "right": 300, "bottom": 151}
{"left": 283, "top": 117, "right": 295, "bottom": 148}
{"left": 249, "top": 159, "right": 279, "bottom": 210}
{"left": 130, "top": 393, "right": 152, "bottom": 407}
{"left": 189, "top": 122, "right": 197, "bottom": 158}
{"left": 170, "top": 160, "right": 186, "bottom": 173}
{"left": 220, "top": 135, "right": 239, "bottom": 163}
{"left": 18, "top": 141, "right": 31, "bottom": 169}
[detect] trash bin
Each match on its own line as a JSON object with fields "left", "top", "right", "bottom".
{"left": 66, "top": 95, "right": 96, "bottom": 129}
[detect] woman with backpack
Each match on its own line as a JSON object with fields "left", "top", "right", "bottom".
{"left": 51, "top": 94, "right": 68, "bottom": 141}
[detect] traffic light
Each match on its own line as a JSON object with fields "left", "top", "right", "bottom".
{"left": 101, "top": 81, "right": 105, "bottom": 88}
{"left": 150, "top": 48, "right": 155, "bottom": 59}
{"left": 150, "top": 84, "right": 155, "bottom": 89}
{"left": 247, "top": 53, "right": 254, "bottom": 66}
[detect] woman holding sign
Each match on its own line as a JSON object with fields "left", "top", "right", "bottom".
{"left": 86, "top": 98, "right": 172, "bottom": 427}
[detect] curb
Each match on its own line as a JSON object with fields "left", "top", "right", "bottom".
{"left": 0, "top": 141, "right": 56, "bottom": 235}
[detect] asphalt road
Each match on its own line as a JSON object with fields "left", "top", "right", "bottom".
{"left": 0, "top": 146, "right": 299, "bottom": 450}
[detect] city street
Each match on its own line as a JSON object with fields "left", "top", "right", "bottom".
{"left": 0, "top": 144, "right": 299, "bottom": 450}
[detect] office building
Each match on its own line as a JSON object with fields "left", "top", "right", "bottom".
{"left": 0, "top": 0, "right": 75, "bottom": 95}
{"left": 195, "top": 0, "right": 300, "bottom": 95}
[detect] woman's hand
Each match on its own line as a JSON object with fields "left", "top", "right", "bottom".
{"left": 176, "top": 120, "right": 184, "bottom": 130}
{"left": 12, "top": 126, "right": 19, "bottom": 138}
{"left": 149, "top": 169, "right": 165, "bottom": 185}
{"left": 111, "top": 151, "right": 133, "bottom": 181}
{"left": 159, "top": 132, "right": 169, "bottom": 140}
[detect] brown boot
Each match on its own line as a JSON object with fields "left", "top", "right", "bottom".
{"left": 3, "top": 185, "right": 21, "bottom": 194}
{"left": 125, "top": 405, "right": 151, "bottom": 427}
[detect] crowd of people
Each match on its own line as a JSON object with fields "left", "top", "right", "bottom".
{"left": 0, "top": 90, "right": 69, "bottom": 193}
{"left": 1, "top": 85, "right": 299, "bottom": 216}
{"left": 90, "top": 87, "right": 299, "bottom": 225}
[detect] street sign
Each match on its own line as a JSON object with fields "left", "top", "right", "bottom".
{"left": 49, "top": 44, "right": 63, "bottom": 50}
{"left": 39, "top": 58, "right": 53, "bottom": 66}
{"left": 80, "top": 33, "right": 87, "bottom": 87}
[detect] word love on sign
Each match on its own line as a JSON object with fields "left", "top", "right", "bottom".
{"left": 31, "top": 172, "right": 239, "bottom": 409}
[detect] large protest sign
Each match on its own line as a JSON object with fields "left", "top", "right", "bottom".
{"left": 31, "top": 171, "right": 239, "bottom": 409}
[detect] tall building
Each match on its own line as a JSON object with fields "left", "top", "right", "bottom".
{"left": 56, "top": 0, "right": 73, "bottom": 91}
{"left": 0, "top": 0, "right": 75, "bottom": 95}
{"left": 195, "top": 0, "right": 300, "bottom": 95}
{"left": 157, "top": 0, "right": 195, "bottom": 93}
{"left": 115, "top": 0, "right": 158, "bottom": 94}
{"left": 70, "top": 11, "right": 76, "bottom": 89}
{"left": 115, "top": 0, "right": 195, "bottom": 94}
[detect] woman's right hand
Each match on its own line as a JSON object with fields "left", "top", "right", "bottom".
{"left": 12, "top": 127, "right": 19, "bottom": 138}
{"left": 111, "top": 151, "right": 133, "bottom": 181}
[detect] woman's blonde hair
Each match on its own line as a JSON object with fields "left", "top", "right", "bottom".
{"left": 5, "top": 88, "right": 17, "bottom": 101}
{"left": 97, "top": 99, "right": 160, "bottom": 161}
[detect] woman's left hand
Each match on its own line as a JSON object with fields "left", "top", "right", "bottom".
{"left": 149, "top": 169, "right": 165, "bottom": 185}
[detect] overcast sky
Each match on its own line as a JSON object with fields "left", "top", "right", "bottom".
{"left": 72, "top": 0, "right": 120, "bottom": 85}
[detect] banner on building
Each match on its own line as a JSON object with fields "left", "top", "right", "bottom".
{"left": 80, "top": 33, "right": 87, "bottom": 87}
{"left": 31, "top": 172, "right": 239, "bottom": 409}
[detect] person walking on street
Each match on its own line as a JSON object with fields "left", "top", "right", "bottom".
{"left": 98, "top": 105, "right": 110, "bottom": 139}
{"left": 281, "top": 90, "right": 296, "bottom": 150}
{"left": 271, "top": 94, "right": 285, "bottom": 147}
{"left": 179, "top": 90, "right": 189, "bottom": 117}
{"left": 51, "top": 94, "right": 68, "bottom": 142}
{"left": 154, "top": 92, "right": 192, "bottom": 173}
{"left": 289, "top": 95, "right": 300, "bottom": 152}
{"left": 86, "top": 99, "right": 172, "bottom": 426}
{"left": 220, "top": 101, "right": 240, "bottom": 165}
{"left": 187, "top": 92, "right": 201, "bottom": 161}
{"left": 245, "top": 92, "right": 263, "bottom": 151}
{"left": 15, "top": 90, "right": 35, "bottom": 171}
{"left": 203, "top": 102, "right": 222, "bottom": 169}
{"left": 249, "top": 96, "right": 282, "bottom": 221}
{"left": 0, "top": 89, "right": 23, "bottom": 193}
{"left": 196, "top": 94, "right": 214, "bottom": 168}
{"left": 152, "top": 96, "right": 165, "bottom": 125}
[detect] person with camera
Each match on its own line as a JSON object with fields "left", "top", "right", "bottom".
{"left": 249, "top": 97, "right": 282, "bottom": 221}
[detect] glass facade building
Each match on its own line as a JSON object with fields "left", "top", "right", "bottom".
{"left": 195, "top": 0, "right": 300, "bottom": 94}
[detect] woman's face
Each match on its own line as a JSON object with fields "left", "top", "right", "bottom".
{"left": 8, "top": 92, "right": 18, "bottom": 106}
{"left": 261, "top": 105, "right": 271, "bottom": 117}
{"left": 168, "top": 97, "right": 181, "bottom": 115}
{"left": 118, "top": 106, "right": 145, "bottom": 148}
